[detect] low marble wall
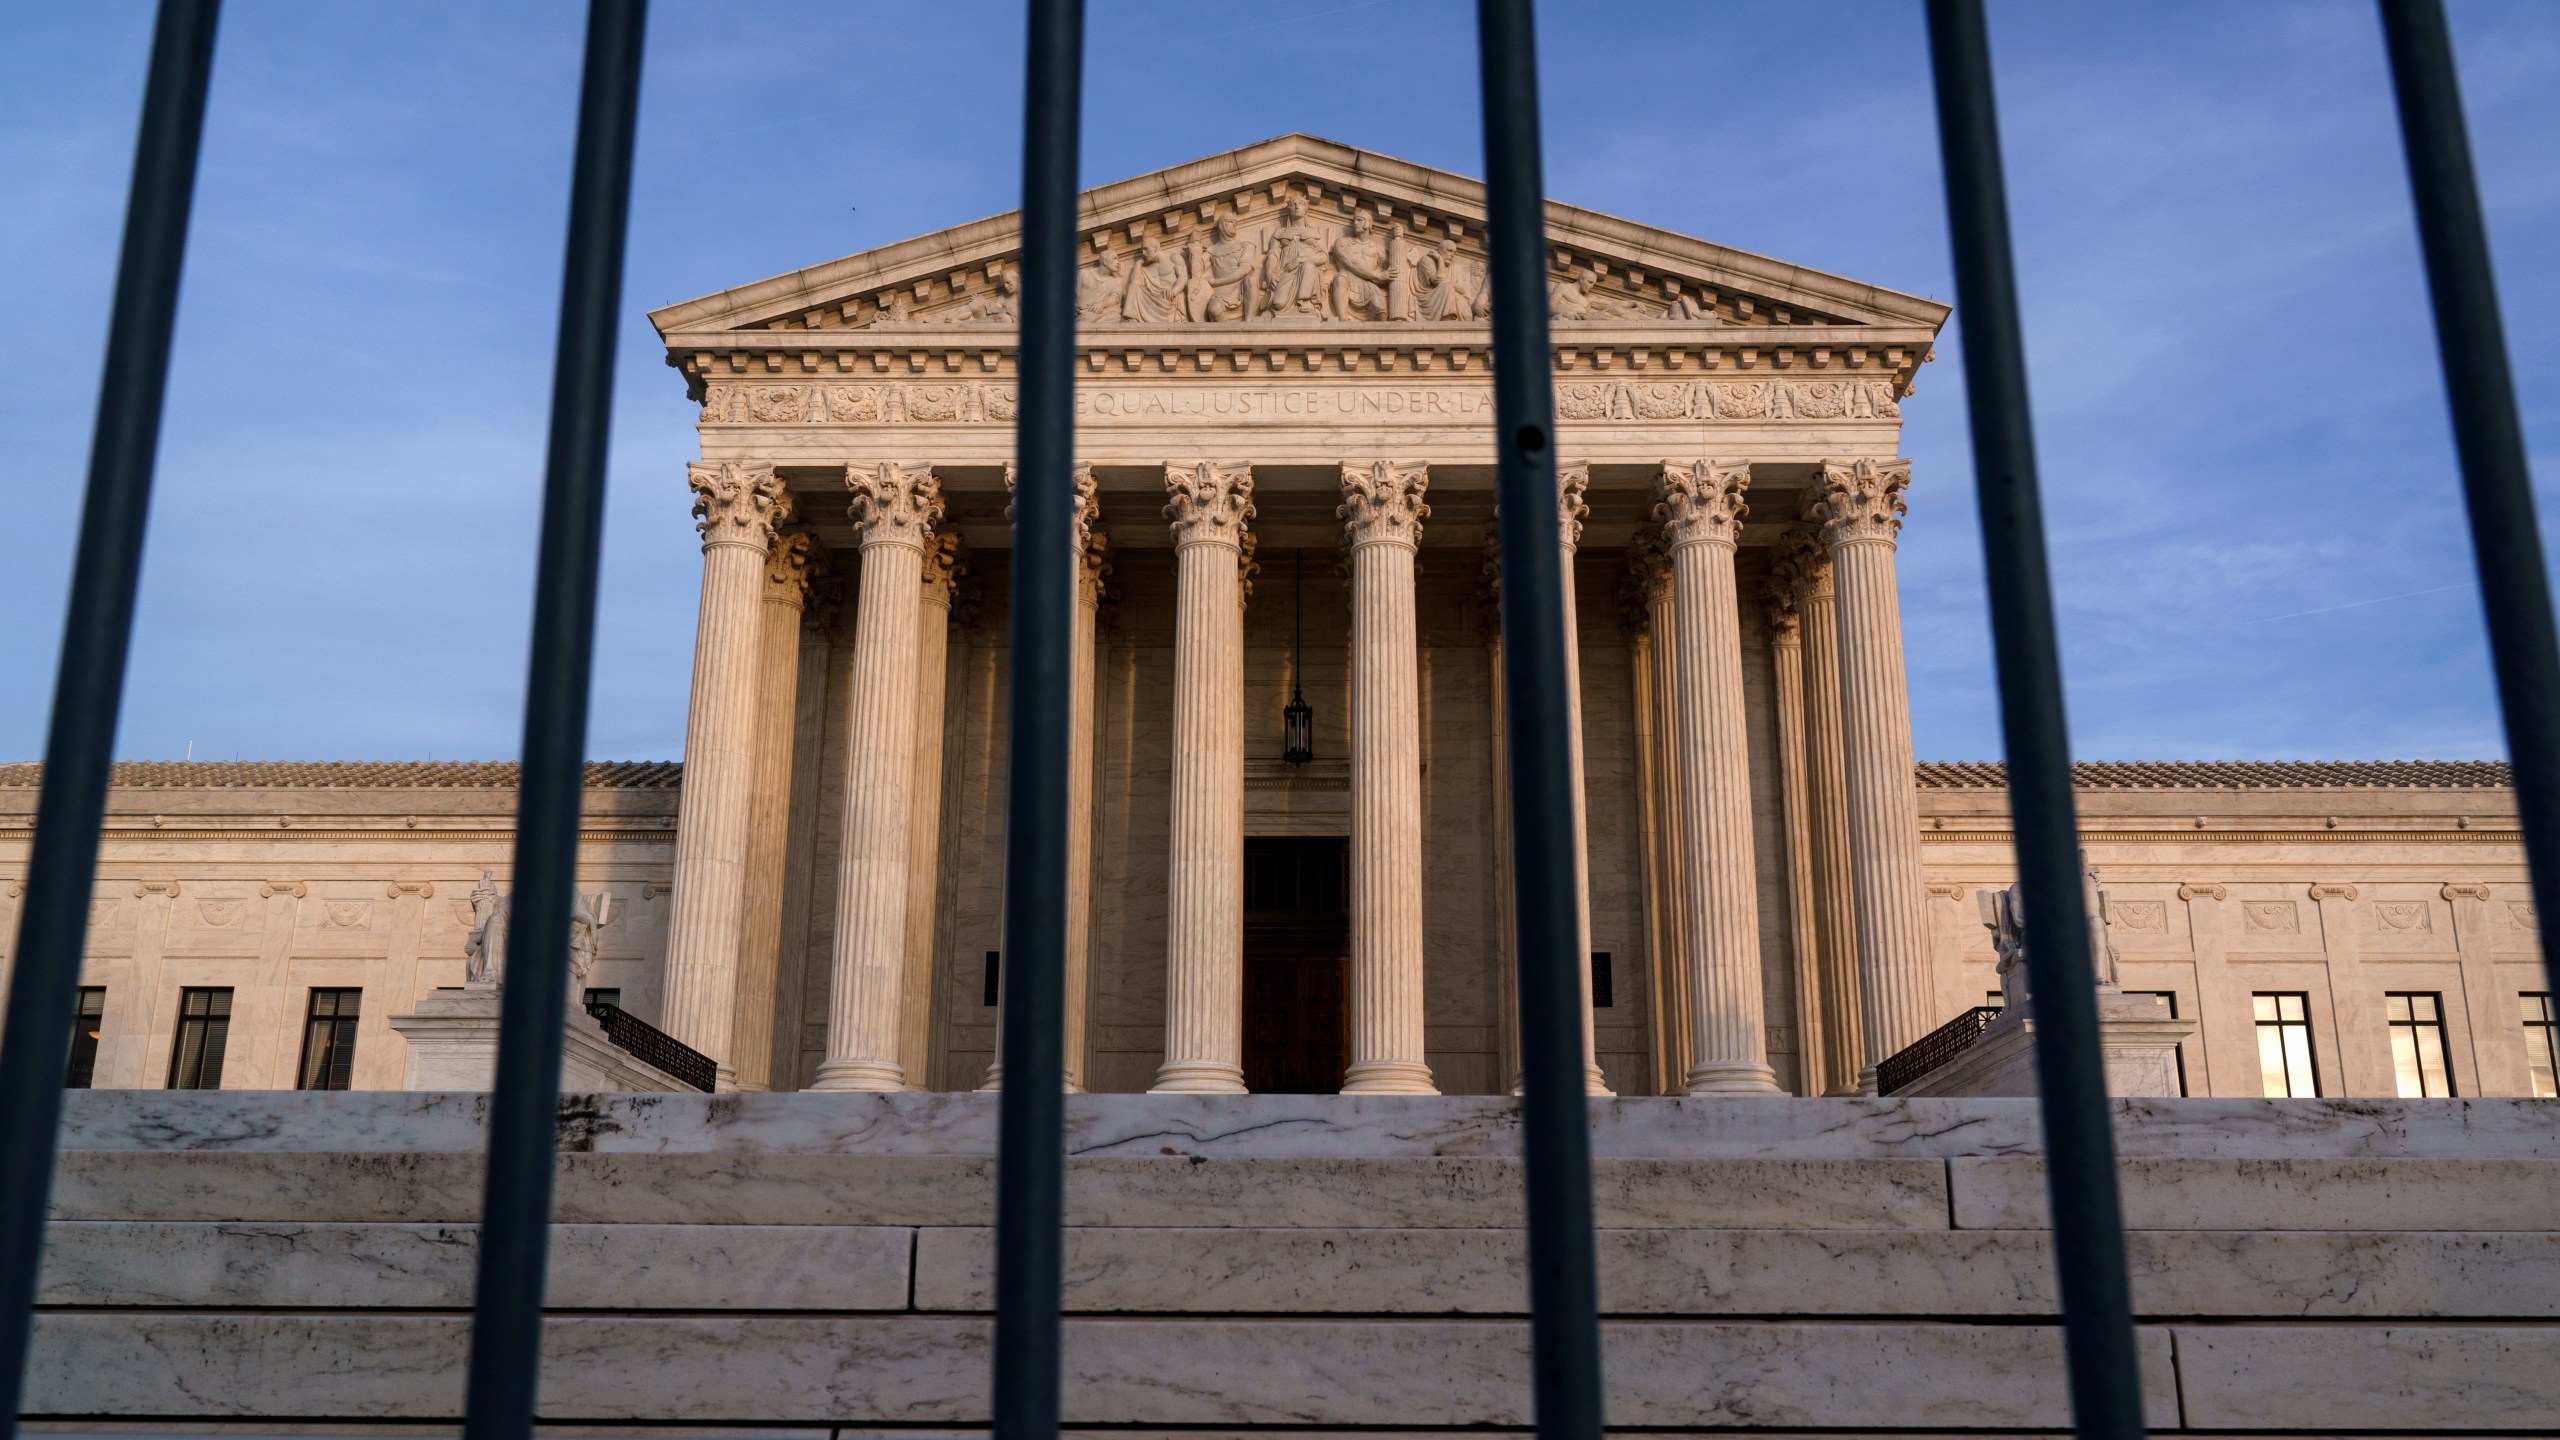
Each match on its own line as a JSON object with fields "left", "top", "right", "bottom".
{"left": 28, "top": 1092, "right": 2560, "bottom": 1433}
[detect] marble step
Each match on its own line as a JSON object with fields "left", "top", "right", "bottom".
{"left": 48, "top": 1153, "right": 1949, "bottom": 1229}
{"left": 27, "top": 1314, "right": 2194, "bottom": 1429}
{"left": 39, "top": 1220, "right": 2559, "bottom": 1318}
{"left": 54, "top": 1150, "right": 2560, "bottom": 1232}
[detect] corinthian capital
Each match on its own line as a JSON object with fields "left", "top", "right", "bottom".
{"left": 688, "top": 462, "right": 790, "bottom": 550}
{"left": 845, "top": 462, "right": 943, "bottom": 550}
{"left": 1557, "top": 463, "right": 1591, "bottom": 550}
{"left": 763, "top": 529, "right": 814, "bottom": 606}
{"left": 1654, "top": 459, "right": 1750, "bottom": 548}
{"left": 1339, "top": 461, "right": 1430, "bottom": 548}
{"left": 1814, "top": 457, "right": 1911, "bottom": 548}
{"left": 920, "top": 532, "right": 965, "bottom": 603}
{"left": 1005, "top": 461, "right": 1101, "bottom": 556}
{"left": 1163, "top": 461, "right": 1255, "bottom": 548}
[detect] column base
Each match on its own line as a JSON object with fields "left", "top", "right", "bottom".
{"left": 1507, "top": 1065, "right": 1617, "bottom": 1098}
{"left": 713, "top": 1062, "right": 739, "bottom": 1094}
{"left": 807, "top": 1058, "right": 906, "bottom": 1092}
{"left": 977, "top": 1065, "right": 1087, "bottom": 1093}
{"left": 1855, "top": 1063, "right": 1880, "bottom": 1097}
{"left": 1682, "top": 1061, "right": 1784, "bottom": 1096}
{"left": 1341, "top": 1061, "right": 1439, "bottom": 1095}
{"left": 1149, "top": 1061, "right": 1248, "bottom": 1094}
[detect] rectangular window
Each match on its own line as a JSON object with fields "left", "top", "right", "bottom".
{"left": 2386, "top": 992, "right": 2456, "bottom": 1097}
{"left": 2253, "top": 992, "right": 2319, "bottom": 1098}
{"left": 2524, "top": 994, "right": 2557, "bottom": 1099}
{"left": 583, "top": 987, "right": 621, "bottom": 1011}
{"left": 2138, "top": 991, "right": 2188, "bottom": 1097}
{"left": 296, "top": 988, "right": 362, "bottom": 1091}
{"left": 1986, "top": 989, "right": 2005, "bottom": 1009}
{"left": 984, "top": 951, "right": 1001, "bottom": 1007}
{"left": 168, "top": 987, "right": 234, "bottom": 1090}
{"left": 1590, "top": 952, "right": 1613, "bottom": 1009}
{"left": 66, "top": 987, "right": 106, "bottom": 1089}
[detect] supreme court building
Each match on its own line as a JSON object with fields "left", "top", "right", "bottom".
{"left": 6, "top": 137, "right": 2550, "bottom": 1102}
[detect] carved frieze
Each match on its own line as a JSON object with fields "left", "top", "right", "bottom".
{"left": 696, "top": 376, "right": 1895, "bottom": 428}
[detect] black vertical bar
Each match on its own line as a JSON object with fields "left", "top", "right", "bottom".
{"left": 1923, "top": 5, "right": 2145, "bottom": 1439}
{"left": 1475, "top": 2, "right": 1605, "bottom": 1437}
{"left": 992, "top": 2, "right": 1084, "bottom": 1436}
{"left": 460, "top": 5, "right": 648, "bottom": 1438}
{"left": 0, "top": 2, "right": 221, "bottom": 1431}
{"left": 2379, "top": 0, "right": 2560, "bottom": 999}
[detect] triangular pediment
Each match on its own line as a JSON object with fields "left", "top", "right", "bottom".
{"left": 648, "top": 134, "right": 1947, "bottom": 342}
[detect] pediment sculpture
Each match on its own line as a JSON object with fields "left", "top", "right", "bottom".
{"left": 851, "top": 197, "right": 1739, "bottom": 329}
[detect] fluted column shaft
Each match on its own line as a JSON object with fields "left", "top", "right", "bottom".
{"left": 1658, "top": 460, "right": 1782, "bottom": 1095}
{"left": 663, "top": 462, "right": 790, "bottom": 1083}
{"left": 1339, "top": 461, "right": 1436, "bottom": 1095}
{"left": 1637, "top": 545, "right": 1694, "bottom": 1090}
{"left": 1154, "top": 462, "right": 1254, "bottom": 1092}
{"left": 1818, "top": 458, "right": 1931, "bottom": 1086}
{"left": 813, "top": 462, "right": 942, "bottom": 1091}
{"left": 731, "top": 530, "right": 813, "bottom": 1092}
{"left": 1762, "top": 569, "right": 1826, "bottom": 1097}
{"left": 896, "top": 535, "right": 961, "bottom": 1086}
{"left": 1793, "top": 536, "right": 1865, "bottom": 1093}
{"left": 1063, "top": 520, "right": 1104, "bottom": 1091}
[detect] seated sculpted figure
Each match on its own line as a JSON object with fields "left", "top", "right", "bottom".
{"left": 1122, "top": 236, "right": 1192, "bottom": 323}
{"left": 1262, "top": 196, "right": 1327, "bottom": 318}
{"left": 1077, "top": 247, "right": 1131, "bottom": 323}
{"left": 1329, "top": 210, "right": 1393, "bottom": 321}
{"left": 1194, "top": 214, "right": 1261, "bottom": 321}
{"left": 1416, "top": 237, "right": 1478, "bottom": 321}
{"left": 957, "top": 269, "right": 1020, "bottom": 322}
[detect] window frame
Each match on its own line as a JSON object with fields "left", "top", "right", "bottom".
{"left": 2519, "top": 992, "right": 2555, "bottom": 1099}
{"left": 295, "top": 987, "right": 363, "bottom": 1092}
{"left": 65, "top": 986, "right": 107, "bottom": 1090}
{"left": 167, "top": 986, "right": 235, "bottom": 1091}
{"left": 2252, "top": 991, "right": 2320, "bottom": 1098}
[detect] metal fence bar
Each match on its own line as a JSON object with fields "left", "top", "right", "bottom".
{"left": 1475, "top": 1, "right": 1605, "bottom": 1435}
{"left": 0, "top": 2, "right": 223, "bottom": 1431}
{"left": 1922, "top": 4, "right": 2145, "bottom": 1438}
{"left": 990, "top": 1, "right": 1085, "bottom": 1435}
{"left": 2378, "top": 0, "right": 2560, "bottom": 999}
{"left": 460, "top": 5, "right": 649, "bottom": 1438}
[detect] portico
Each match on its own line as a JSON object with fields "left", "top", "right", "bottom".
{"left": 645, "top": 135, "right": 1947, "bottom": 1096}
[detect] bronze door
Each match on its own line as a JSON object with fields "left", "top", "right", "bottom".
{"left": 1241, "top": 838, "right": 1349, "bottom": 1094}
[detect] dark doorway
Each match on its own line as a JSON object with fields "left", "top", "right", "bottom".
{"left": 1243, "top": 836, "right": 1350, "bottom": 1094}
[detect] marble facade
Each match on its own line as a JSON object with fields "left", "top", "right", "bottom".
{"left": 1, "top": 138, "right": 2549, "bottom": 1104}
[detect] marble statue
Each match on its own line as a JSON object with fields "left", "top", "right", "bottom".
{"left": 462, "top": 869, "right": 507, "bottom": 986}
{"left": 1122, "top": 236, "right": 1191, "bottom": 323}
{"left": 1077, "top": 247, "right": 1130, "bottom": 322}
{"left": 1194, "top": 214, "right": 1261, "bottom": 321}
{"left": 1328, "top": 210, "right": 1394, "bottom": 322}
{"left": 1416, "top": 237, "right": 1478, "bottom": 321}
{"left": 957, "top": 269, "right": 1018, "bottom": 322}
{"left": 1262, "top": 196, "right": 1329, "bottom": 317}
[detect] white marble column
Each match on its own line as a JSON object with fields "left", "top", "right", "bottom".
{"left": 1154, "top": 462, "right": 1254, "bottom": 1093}
{"left": 1761, "top": 562, "right": 1826, "bottom": 1097}
{"left": 1656, "top": 460, "right": 1781, "bottom": 1095}
{"left": 1787, "top": 527, "right": 1865, "bottom": 1094}
{"left": 812, "top": 462, "right": 942, "bottom": 1092}
{"left": 1815, "top": 458, "right": 1931, "bottom": 1087}
{"left": 663, "top": 461, "right": 791, "bottom": 1085}
{"left": 1339, "top": 460, "right": 1437, "bottom": 1095}
{"left": 1490, "top": 471, "right": 1611, "bottom": 1096}
{"left": 730, "top": 528, "right": 813, "bottom": 1092}
{"left": 1632, "top": 533, "right": 1695, "bottom": 1093}
{"left": 896, "top": 534, "right": 962, "bottom": 1086}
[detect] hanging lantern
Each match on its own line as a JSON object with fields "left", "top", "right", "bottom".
{"left": 1283, "top": 685, "right": 1313, "bottom": 765}
{"left": 1283, "top": 548, "right": 1313, "bottom": 765}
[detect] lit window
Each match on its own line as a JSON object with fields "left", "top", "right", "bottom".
{"left": 168, "top": 988, "right": 233, "bottom": 1090}
{"left": 296, "top": 988, "right": 362, "bottom": 1091}
{"left": 66, "top": 987, "right": 106, "bottom": 1089}
{"left": 2522, "top": 993, "right": 2556, "bottom": 1099}
{"left": 2253, "top": 992, "right": 2319, "bottom": 1097}
{"left": 2386, "top": 992, "right": 2456, "bottom": 1098}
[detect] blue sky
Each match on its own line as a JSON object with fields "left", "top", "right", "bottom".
{"left": 2, "top": 1, "right": 2554, "bottom": 764}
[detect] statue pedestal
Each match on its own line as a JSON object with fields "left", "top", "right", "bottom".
{"left": 388, "top": 984, "right": 690, "bottom": 1093}
{"left": 1902, "top": 990, "right": 2197, "bottom": 1098}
